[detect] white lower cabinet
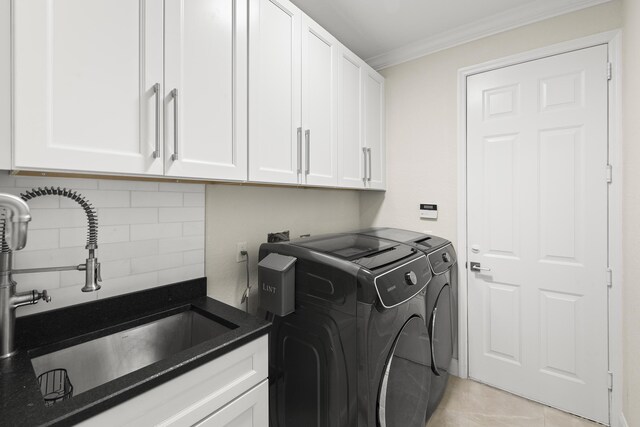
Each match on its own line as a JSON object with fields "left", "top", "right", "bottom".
{"left": 195, "top": 380, "right": 268, "bottom": 427}
{"left": 77, "top": 335, "right": 268, "bottom": 427}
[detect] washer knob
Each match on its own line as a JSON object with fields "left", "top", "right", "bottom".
{"left": 442, "top": 252, "right": 451, "bottom": 263}
{"left": 405, "top": 271, "right": 418, "bottom": 286}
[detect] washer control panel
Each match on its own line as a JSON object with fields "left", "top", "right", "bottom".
{"left": 374, "top": 256, "right": 432, "bottom": 308}
{"left": 428, "top": 244, "right": 457, "bottom": 275}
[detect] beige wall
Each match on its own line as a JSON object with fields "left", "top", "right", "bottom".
{"left": 622, "top": 0, "right": 640, "bottom": 425}
{"left": 360, "top": 1, "right": 623, "bottom": 244}
{"left": 205, "top": 185, "right": 360, "bottom": 312}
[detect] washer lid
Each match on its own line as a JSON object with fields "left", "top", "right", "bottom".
{"left": 294, "top": 234, "right": 398, "bottom": 261}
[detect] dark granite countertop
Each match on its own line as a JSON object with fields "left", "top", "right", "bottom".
{"left": 0, "top": 278, "right": 270, "bottom": 427}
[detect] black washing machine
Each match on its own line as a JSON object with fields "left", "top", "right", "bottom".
{"left": 259, "top": 233, "right": 435, "bottom": 427}
{"left": 357, "top": 228, "right": 458, "bottom": 420}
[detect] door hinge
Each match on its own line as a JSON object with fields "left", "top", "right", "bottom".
{"left": 607, "top": 62, "right": 612, "bottom": 81}
{"left": 606, "top": 164, "right": 612, "bottom": 183}
{"left": 606, "top": 268, "right": 613, "bottom": 288}
{"left": 608, "top": 371, "right": 613, "bottom": 390}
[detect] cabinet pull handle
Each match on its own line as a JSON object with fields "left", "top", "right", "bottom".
{"left": 305, "top": 129, "right": 310, "bottom": 175}
{"left": 367, "top": 147, "right": 372, "bottom": 182}
{"left": 297, "top": 127, "right": 302, "bottom": 174}
{"left": 171, "top": 89, "right": 179, "bottom": 161}
{"left": 362, "top": 147, "right": 368, "bottom": 182}
{"left": 152, "top": 83, "right": 161, "bottom": 159}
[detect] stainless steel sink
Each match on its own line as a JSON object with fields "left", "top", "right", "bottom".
{"left": 31, "top": 309, "right": 233, "bottom": 398}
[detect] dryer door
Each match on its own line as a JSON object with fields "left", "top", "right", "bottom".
{"left": 378, "top": 316, "right": 431, "bottom": 427}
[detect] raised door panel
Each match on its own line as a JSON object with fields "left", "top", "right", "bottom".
{"left": 164, "top": 0, "right": 247, "bottom": 181}
{"left": 337, "top": 48, "right": 365, "bottom": 188}
{"left": 248, "top": 0, "right": 301, "bottom": 184}
{"left": 364, "top": 67, "right": 385, "bottom": 190}
{"left": 13, "top": 0, "right": 164, "bottom": 175}
{"left": 301, "top": 16, "right": 338, "bottom": 187}
{"left": 195, "top": 380, "right": 268, "bottom": 427}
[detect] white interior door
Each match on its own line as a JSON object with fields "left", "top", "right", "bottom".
{"left": 164, "top": 0, "right": 247, "bottom": 181}
{"left": 13, "top": 0, "right": 164, "bottom": 175}
{"left": 248, "top": 0, "right": 302, "bottom": 184}
{"left": 467, "top": 45, "right": 609, "bottom": 424}
{"left": 301, "top": 15, "right": 338, "bottom": 187}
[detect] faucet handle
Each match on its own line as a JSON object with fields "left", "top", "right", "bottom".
{"left": 41, "top": 290, "right": 51, "bottom": 303}
{"left": 96, "top": 262, "right": 102, "bottom": 282}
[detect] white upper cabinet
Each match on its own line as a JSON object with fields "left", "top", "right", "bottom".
{"left": 13, "top": 0, "right": 164, "bottom": 175}
{"left": 301, "top": 16, "right": 338, "bottom": 187}
{"left": 164, "top": 0, "right": 247, "bottom": 181}
{"left": 248, "top": 0, "right": 302, "bottom": 184}
{"left": 363, "top": 66, "right": 386, "bottom": 190}
{"left": 337, "top": 48, "right": 366, "bottom": 188}
{"left": 336, "top": 51, "right": 385, "bottom": 190}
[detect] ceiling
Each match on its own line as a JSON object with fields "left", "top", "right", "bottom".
{"left": 290, "top": 0, "right": 612, "bottom": 69}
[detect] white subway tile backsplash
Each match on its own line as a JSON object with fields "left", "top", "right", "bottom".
{"left": 183, "top": 249, "right": 205, "bottom": 265}
{"left": 29, "top": 209, "right": 87, "bottom": 229}
{"left": 98, "top": 180, "right": 159, "bottom": 192}
{"left": 15, "top": 272, "right": 60, "bottom": 293}
{"left": 99, "top": 208, "right": 158, "bottom": 225}
{"left": 60, "top": 225, "right": 129, "bottom": 248}
{"left": 59, "top": 190, "right": 130, "bottom": 208}
{"left": 131, "top": 253, "right": 183, "bottom": 274}
{"left": 13, "top": 246, "right": 87, "bottom": 269}
{"left": 183, "top": 193, "right": 205, "bottom": 207}
{"left": 131, "top": 191, "right": 183, "bottom": 207}
{"left": 183, "top": 221, "right": 205, "bottom": 237}
{"left": 158, "top": 236, "right": 204, "bottom": 254}
{"left": 20, "top": 229, "right": 59, "bottom": 252}
{"left": 0, "top": 176, "right": 205, "bottom": 317}
{"left": 130, "top": 223, "right": 182, "bottom": 241}
{"left": 158, "top": 264, "right": 204, "bottom": 284}
{"left": 159, "top": 182, "right": 205, "bottom": 193}
{"left": 159, "top": 207, "right": 204, "bottom": 223}
{"left": 99, "top": 240, "right": 159, "bottom": 262}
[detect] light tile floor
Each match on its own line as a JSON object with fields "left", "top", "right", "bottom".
{"left": 426, "top": 376, "right": 603, "bottom": 427}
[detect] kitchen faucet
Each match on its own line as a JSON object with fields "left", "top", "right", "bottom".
{"left": 0, "top": 187, "right": 102, "bottom": 358}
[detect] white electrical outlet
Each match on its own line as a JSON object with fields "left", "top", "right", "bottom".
{"left": 236, "top": 242, "right": 247, "bottom": 262}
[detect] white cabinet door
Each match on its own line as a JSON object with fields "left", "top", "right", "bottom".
{"left": 249, "top": 0, "right": 302, "bottom": 184}
{"left": 300, "top": 16, "right": 338, "bottom": 187}
{"left": 363, "top": 66, "right": 385, "bottom": 190}
{"left": 164, "top": 0, "right": 247, "bottom": 181}
{"left": 195, "top": 380, "right": 268, "bottom": 427}
{"left": 13, "top": 0, "right": 164, "bottom": 175}
{"left": 337, "top": 48, "right": 366, "bottom": 188}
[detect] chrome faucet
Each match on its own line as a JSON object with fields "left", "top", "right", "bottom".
{"left": 0, "top": 187, "right": 102, "bottom": 358}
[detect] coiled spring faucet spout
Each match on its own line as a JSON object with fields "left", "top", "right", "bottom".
{"left": 0, "top": 187, "right": 102, "bottom": 358}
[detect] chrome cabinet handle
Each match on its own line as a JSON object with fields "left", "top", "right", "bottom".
{"left": 152, "top": 83, "right": 161, "bottom": 159}
{"left": 470, "top": 262, "right": 491, "bottom": 272}
{"left": 297, "top": 127, "right": 302, "bottom": 174}
{"left": 305, "top": 129, "right": 310, "bottom": 175}
{"left": 362, "top": 147, "right": 368, "bottom": 182}
{"left": 171, "top": 89, "right": 179, "bottom": 161}
{"left": 367, "top": 147, "right": 372, "bottom": 181}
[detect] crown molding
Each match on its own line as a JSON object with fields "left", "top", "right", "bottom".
{"left": 365, "top": 0, "right": 614, "bottom": 70}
